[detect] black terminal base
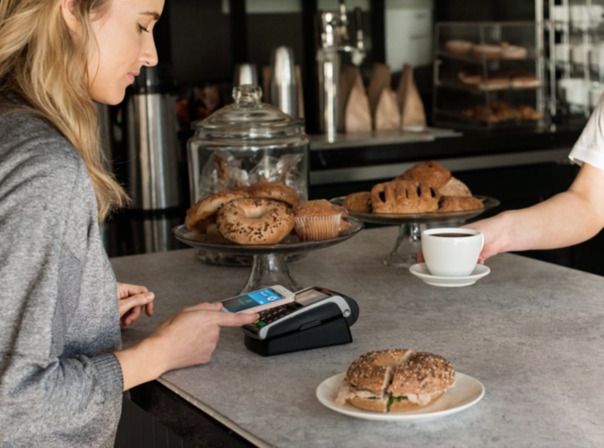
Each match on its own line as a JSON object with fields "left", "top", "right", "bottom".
{"left": 244, "top": 317, "right": 352, "bottom": 357}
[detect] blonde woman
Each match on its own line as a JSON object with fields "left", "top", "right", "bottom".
{"left": 0, "top": 1, "right": 258, "bottom": 446}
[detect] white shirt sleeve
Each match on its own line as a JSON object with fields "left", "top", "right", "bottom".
{"left": 569, "top": 96, "right": 604, "bottom": 169}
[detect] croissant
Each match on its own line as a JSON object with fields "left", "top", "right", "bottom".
{"left": 371, "top": 180, "right": 440, "bottom": 214}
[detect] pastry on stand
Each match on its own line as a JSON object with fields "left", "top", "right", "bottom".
{"left": 177, "top": 185, "right": 364, "bottom": 293}
{"left": 333, "top": 161, "right": 499, "bottom": 267}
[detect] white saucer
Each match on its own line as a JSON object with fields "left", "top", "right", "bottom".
{"left": 316, "top": 372, "right": 485, "bottom": 422}
{"left": 409, "top": 263, "right": 490, "bottom": 287}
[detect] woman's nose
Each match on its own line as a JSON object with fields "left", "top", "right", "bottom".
{"left": 141, "top": 36, "right": 159, "bottom": 67}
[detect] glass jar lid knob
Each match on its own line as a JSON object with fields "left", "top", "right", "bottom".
{"left": 233, "top": 85, "right": 262, "bottom": 105}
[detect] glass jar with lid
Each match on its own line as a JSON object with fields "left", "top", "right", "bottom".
{"left": 187, "top": 85, "right": 309, "bottom": 265}
{"left": 188, "top": 85, "right": 309, "bottom": 202}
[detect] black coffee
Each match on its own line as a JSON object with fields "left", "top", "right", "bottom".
{"left": 430, "top": 233, "right": 474, "bottom": 237}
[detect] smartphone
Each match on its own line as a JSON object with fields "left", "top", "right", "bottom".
{"left": 221, "top": 285, "right": 295, "bottom": 314}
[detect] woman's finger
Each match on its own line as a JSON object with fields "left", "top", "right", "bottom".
{"left": 122, "top": 306, "right": 142, "bottom": 326}
{"left": 119, "top": 292, "right": 154, "bottom": 317}
{"left": 117, "top": 282, "right": 149, "bottom": 299}
{"left": 145, "top": 300, "right": 155, "bottom": 317}
{"left": 184, "top": 302, "right": 223, "bottom": 313}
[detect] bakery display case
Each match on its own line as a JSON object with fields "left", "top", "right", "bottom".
{"left": 433, "top": 21, "right": 547, "bottom": 130}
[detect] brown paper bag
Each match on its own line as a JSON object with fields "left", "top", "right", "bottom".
{"left": 368, "top": 63, "right": 400, "bottom": 131}
{"left": 336, "top": 66, "right": 371, "bottom": 133}
{"left": 343, "top": 68, "right": 371, "bottom": 133}
{"left": 397, "top": 64, "right": 427, "bottom": 131}
{"left": 374, "top": 89, "right": 400, "bottom": 131}
{"left": 368, "top": 64, "right": 390, "bottom": 119}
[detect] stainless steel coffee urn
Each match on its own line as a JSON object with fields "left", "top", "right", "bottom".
{"left": 124, "top": 66, "right": 181, "bottom": 253}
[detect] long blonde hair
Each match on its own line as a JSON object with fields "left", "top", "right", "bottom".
{"left": 0, "top": 0, "right": 127, "bottom": 221}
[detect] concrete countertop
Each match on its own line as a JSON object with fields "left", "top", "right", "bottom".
{"left": 112, "top": 226, "right": 604, "bottom": 448}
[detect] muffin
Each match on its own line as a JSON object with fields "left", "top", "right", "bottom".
{"left": 294, "top": 200, "right": 351, "bottom": 241}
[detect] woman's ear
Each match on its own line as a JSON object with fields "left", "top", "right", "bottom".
{"left": 59, "top": 0, "right": 81, "bottom": 34}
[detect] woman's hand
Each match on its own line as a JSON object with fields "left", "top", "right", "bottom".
{"left": 115, "top": 302, "right": 259, "bottom": 390}
{"left": 117, "top": 282, "right": 155, "bottom": 327}
{"left": 465, "top": 214, "right": 509, "bottom": 263}
{"left": 149, "top": 302, "right": 259, "bottom": 371}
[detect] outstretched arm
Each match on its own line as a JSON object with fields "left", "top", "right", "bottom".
{"left": 468, "top": 163, "right": 604, "bottom": 260}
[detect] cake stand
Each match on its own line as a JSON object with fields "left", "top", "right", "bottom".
{"left": 331, "top": 196, "right": 499, "bottom": 268}
{"left": 173, "top": 218, "right": 363, "bottom": 293}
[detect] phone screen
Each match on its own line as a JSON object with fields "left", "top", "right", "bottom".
{"left": 222, "top": 287, "right": 288, "bottom": 313}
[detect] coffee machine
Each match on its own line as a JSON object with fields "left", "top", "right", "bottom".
{"left": 317, "top": 0, "right": 365, "bottom": 141}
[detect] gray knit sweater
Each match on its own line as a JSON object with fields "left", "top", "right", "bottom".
{"left": 0, "top": 105, "right": 123, "bottom": 447}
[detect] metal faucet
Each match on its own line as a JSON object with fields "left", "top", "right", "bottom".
{"left": 317, "top": 0, "right": 365, "bottom": 141}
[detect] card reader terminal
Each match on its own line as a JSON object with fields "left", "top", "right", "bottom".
{"left": 243, "top": 286, "right": 359, "bottom": 341}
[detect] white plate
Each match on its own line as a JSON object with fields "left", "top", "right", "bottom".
{"left": 316, "top": 372, "right": 485, "bottom": 422}
{"left": 409, "top": 263, "right": 491, "bottom": 287}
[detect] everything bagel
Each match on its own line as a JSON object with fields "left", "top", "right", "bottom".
{"left": 216, "top": 198, "right": 295, "bottom": 245}
{"left": 247, "top": 181, "right": 301, "bottom": 207}
{"left": 335, "top": 348, "right": 455, "bottom": 413}
{"left": 185, "top": 190, "right": 249, "bottom": 232}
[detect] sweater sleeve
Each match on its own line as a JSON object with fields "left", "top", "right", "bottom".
{"left": 0, "top": 136, "right": 123, "bottom": 443}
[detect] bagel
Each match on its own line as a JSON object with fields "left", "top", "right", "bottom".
{"left": 247, "top": 181, "right": 300, "bottom": 207}
{"left": 335, "top": 349, "right": 455, "bottom": 413}
{"left": 185, "top": 190, "right": 249, "bottom": 231}
{"left": 216, "top": 198, "right": 294, "bottom": 245}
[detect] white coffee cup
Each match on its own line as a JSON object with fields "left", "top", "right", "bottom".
{"left": 421, "top": 228, "right": 484, "bottom": 277}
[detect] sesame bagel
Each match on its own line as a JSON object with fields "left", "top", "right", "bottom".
{"left": 247, "top": 181, "right": 300, "bottom": 207}
{"left": 216, "top": 198, "right": 294, "bottom": 245}
{"left": 185, "top": 190, "right": 249, "bottom": 232}
{"left": 335, "top": 348, "right": 455, "bottom": 413}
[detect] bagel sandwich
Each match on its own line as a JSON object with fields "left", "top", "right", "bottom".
{"left": 335, "top": 348, "right": 455, "bottom": 413}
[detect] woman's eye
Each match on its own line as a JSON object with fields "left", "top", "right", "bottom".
{"left": 137, "top": 24, "right": 149, "bottom": 33}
